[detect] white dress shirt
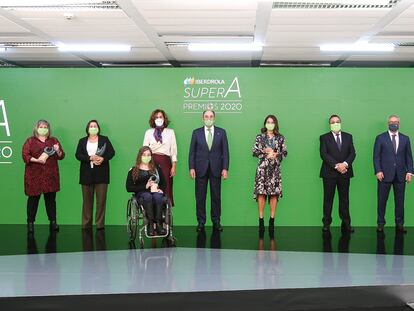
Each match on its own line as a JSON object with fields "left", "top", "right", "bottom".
{"left": 86, "top": 141, "right": 98, "bottom": 168}
{"left": 143, "top": 128, "right": 178, "bottom": 162}
{"left": 331, "top": 131, "right": 348, "bottom": 168}
{"left": 331, "top": 131, "right": 342, "bottom": 145}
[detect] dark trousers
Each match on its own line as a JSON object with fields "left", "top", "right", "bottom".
{"left": 322, "top": 177, "right": 351, "bottom": 227}
{"left": 27, "top": 192, "right": 57, "bottom": 223}
{"left": 195, "top": 169, "right": 222, "bottom": 225}
{"left": 81, "top": 184, "right": 108, "bottom": 229}
{"left": 377, "top": 176, "right": 406, "bottom": 225}
{"left": 136, "top": 191, "right": 164, "bottom": 223}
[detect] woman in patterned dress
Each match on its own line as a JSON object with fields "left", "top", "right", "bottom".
{"left": 252, "top": 115, "right": 287, "bottom": 231}
{"left": 22, "top": 120, "right": 65, "bottom": 233}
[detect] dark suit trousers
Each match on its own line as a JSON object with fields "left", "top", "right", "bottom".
{"left": 195, "top": 169, "right": 222, "bottom": 225}
{"left": 377, "top": 175, "right": 405, "bottom": 225}
{"left": 322, "top": 177, "right": 351, "bottom": 227}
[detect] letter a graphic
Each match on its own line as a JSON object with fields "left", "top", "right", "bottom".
{"left": 0, "top": 100, "right": 11, "bottom": 137}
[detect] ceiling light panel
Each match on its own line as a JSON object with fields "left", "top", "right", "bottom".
{"left": 272, "top": 0, "right": 399, "bottom": 9}
{"left": 0, "top": 1, "right": 120, "bottom": 11}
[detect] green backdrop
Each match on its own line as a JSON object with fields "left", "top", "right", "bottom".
{"left": 0, "top": 68, "right": 413, "bottom": 226}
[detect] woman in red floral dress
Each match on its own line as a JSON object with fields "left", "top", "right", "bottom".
{"left": 22, "top": 120, "right": 65, "bottom": 233}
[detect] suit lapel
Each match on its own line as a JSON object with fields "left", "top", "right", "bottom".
{"left": 199, "top": 128, "right": 209, "bottom": 151}
{"left": 328, "top": 132, "right": 340, "bottom": 152}
{"left": 211, "top": 128, "right": 220, "bottom": 151}
{"left": 385, "top": 132, "right": 396, "bottom": 154}
{"left": 83, "top": 137, "right": 88, "bottom": 153}
{"left": 396, "top": 134, "right": 403, "bottom": 154}
{"left": 98, "top": 135, "right": 104, "bottom": 148}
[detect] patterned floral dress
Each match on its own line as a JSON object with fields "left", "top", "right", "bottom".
{"left": 252, "top": 133, "right": 288, "bottom": 200}
{"left": 22, "top": 136, "right": 65, "bottom": 196}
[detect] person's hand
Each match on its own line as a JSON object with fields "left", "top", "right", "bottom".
{"left": 158, "top": 189, "right": 164, "bottom": 193}
{"left": 53, "top": 144, "right": 60, "bottom": 152}
{"left": 146, "top": 180, "right": 154, "bottom": 189}
{"left": 336, "top": 163, "right": 347, "bottom": 174}
{"left": 264, "top": 148, "right": 273, "bottom": 154}
{"left": 221, "top": 169, "right": 228, "bottom": 180}
{"left": 189, "top": 169, "right": 196, "bottom": 179}
{"left": 406, "top": 173, "right": 412, "bottom": 183}
{"left": 34, "top": 156, "right": 46, "bottom": 164}
{"left": 170, "top": 166, "right": 176, "bottom": 177}
{"left": 90, "top": 155, "right": 98, "bottom": 161}
{"left": 376, "top": 172, "right": 384, "bottom": 181}
{"left": 93, "top": 156, "right": 104, "bottom": 166}
{"left": 38, "top": 153, "right": 48, "bottom": 164}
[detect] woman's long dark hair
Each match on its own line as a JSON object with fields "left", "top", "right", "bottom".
{"left": 132, "top": 146, "right": 156, "bottom": 182}
{"left": 260, "top": 114, "right": 279, "bottom": 135}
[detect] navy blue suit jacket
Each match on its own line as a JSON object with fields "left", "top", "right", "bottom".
{"left": 188, "top": 126, "right": 229, "bottom": 178}
{"left": 373, "top": 131, "right": 413, "bottom": 183}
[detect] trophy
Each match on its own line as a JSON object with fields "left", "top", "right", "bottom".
{"left": 265, "top": 138, "right": 278, "bottom": 159}
{"left": 149, "top": 171, "right": 160, "bottom": 193}
{"left": 39, "top": 146, "right": 56, "bottom": 162}
{"left": 90, "top": 143, "right": 106, "bottom": 168}
{"left": 96, "top": 143, "right": 106, "bottom": 156}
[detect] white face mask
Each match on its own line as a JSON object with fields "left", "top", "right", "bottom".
{"left": 155, "top": 118, "right": 164, "bottom": 127}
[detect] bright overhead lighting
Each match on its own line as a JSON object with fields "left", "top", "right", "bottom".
{"left": 320, "top": 43, "right": 394, "bottom": 52}
{"left": 275, "top": 0, "right": 391, "bottom": 4}
{"left": 58, "top": 44, "right": 131, "bottom": 52}
{"left": 0, "top": 0, "right": 119, "bottom": 10}
{"left": 188, "top": 43, "right": 262, "bottom": 52}
{"left": 0, "top": 47, "right": 5, "bottom": 52}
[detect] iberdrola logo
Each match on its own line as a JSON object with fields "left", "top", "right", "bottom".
{"left": 184, "top": 77, "right": 195, "bottom": 85}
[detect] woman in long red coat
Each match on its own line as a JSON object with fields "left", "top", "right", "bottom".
{"left": 22, "top": 120, "right": 65, "bottom": 233}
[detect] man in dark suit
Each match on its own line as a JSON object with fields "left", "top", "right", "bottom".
{"left": 374, "top": 115, "right": 413, "bottom": 233}
{"left": 189, "top": 110, "right": 229, "bottom": 232}
{"left": 320, "top": 115, "right": 356, "bottom": 233}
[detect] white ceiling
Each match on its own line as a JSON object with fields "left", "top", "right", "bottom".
{"left": 0, "top": 0, "right": 414, "bottom": 67}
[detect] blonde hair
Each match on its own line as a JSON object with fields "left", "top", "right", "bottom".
{"left": 33, "top": 119, "right": 51, "bottom": 138}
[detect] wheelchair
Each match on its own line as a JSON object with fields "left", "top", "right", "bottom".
{"left": 126, "top": 194, "right": 176, "bottom": 248}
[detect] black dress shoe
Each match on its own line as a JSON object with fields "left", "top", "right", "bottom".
{"left": 213, "top": 223, "right": 223, "bottom": 232}
{"left": 27, "top": 222, "right": 34, "bottom": 233}
{"left": 376, "top": 224, "right": 384, "bottom": 233}
{"left": 156, "top": 223, "right": 167, "bottom": 235}
{"left": 49, "top": 221, "right": 59, "bottom": 232}
{"left": 147, "top": 222, "right": 155, "bottom": 236}
{"left": 396, "top": 224, "right": 407, "bottom": 234}
{"left": 196, "top": 224, "right": 205, "bottom": 232}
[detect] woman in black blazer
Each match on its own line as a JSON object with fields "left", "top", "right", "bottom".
{"left": 75, "top": 120, "right": 115, "bottom": 230}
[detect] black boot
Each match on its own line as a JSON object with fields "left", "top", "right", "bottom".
{"left": 49, "top": 220, "right": 59, "bottom": 232}
{"left": 269, "top": 217, "right": 275, "bottom": 231}
{"left": 27, "top": 222, "right": 34, "bottom": 234}
{"left": 259, "top": 218, "right": 265, "bottom": 231}
{"left": 142, "top": 202, "right": 155, "bottom": 236}
{"left": 147, "top": 221, "right": 155, "bottom": 236}
{"left": 154, "top": 202, "right": 166, "bottom": 235}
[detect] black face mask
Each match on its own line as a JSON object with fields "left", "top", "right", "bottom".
{"left": 389, "top": 124, "right": 399, "bottom": 132}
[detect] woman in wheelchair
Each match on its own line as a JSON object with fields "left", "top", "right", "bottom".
{"left": 126, "top": 146, "right": 167, "bottom": 236}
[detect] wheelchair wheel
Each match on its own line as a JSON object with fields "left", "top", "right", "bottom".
{"left": 163, "top": 205, "right": 176, "bottom": 247}
{"left": 126, "top": 198, "right": 138, "bottom": 242}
